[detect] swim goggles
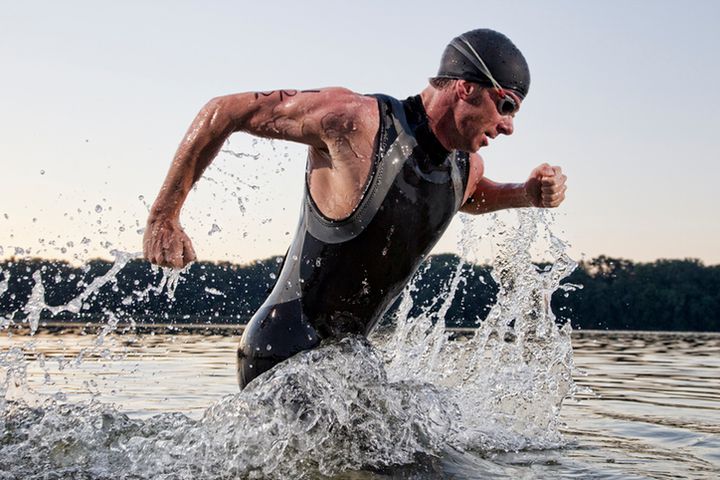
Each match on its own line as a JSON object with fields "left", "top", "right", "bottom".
{"left": 450, "top": 36, "right": 519, "bottom": 116}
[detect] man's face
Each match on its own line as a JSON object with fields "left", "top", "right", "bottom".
{"left": 454, "top": 84, "right": 521, "bottom": 152}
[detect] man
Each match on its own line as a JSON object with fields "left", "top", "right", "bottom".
{"left": 143, "top": 29, "right": 567, "bottom": 389}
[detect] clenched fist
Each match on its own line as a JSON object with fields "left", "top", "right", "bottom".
{"left": 524, "top": 163, "right": 567, "bottom": 208}
{"left": 143, "top": 216, "right": 197, "bottom": 268}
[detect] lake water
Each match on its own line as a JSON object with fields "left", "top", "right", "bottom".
{"left": 1, "top": 328, "right": 718, "bottom": 479}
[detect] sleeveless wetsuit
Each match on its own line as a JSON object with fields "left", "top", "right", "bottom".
{"left": 237, "top": 94, "right": 470, "bottom": 389}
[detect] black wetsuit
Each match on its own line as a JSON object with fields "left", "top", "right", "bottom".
{"left": 237, "top": 94, "right": 470, "bottom": 389}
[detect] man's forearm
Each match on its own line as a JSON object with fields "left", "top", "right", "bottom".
{"left": 148, "top": 88, "right": 352, "bottom": 220}
{"left": 461, "top": 178, "right": 531, "bottom": 214}
{"left": 149, "top": 98, "right": 238, "bottom": 220}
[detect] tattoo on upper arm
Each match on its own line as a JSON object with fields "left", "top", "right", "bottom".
{"left": 320, "top": 111, "right": 362, "bottom": 157}
{"left": 320, "top": 111, "right": 358, "bottom": 137}
{"left": 253, "top": 89, "right": 321, "bottom": 101}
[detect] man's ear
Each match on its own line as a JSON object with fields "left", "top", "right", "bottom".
{"left": 454, "top": 80, "right": 481, "bottom": 104}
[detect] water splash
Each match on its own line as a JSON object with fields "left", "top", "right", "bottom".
{"left": 19, "top": 251, "right": 139, "bottom": 335}
{"left": 1, "top": 251, "right": 191, "bottom": 403}
{"left": 380, "top": 208, "right": 578, "bottom": 451}
{"left": 0, "top": 208, "right": 579, "bottom": 478}
{"left": 1, "top": 337, "right": 457, "bottom": 479}
{"left": 0, "top": 268, "right": 9, "bottom": 299}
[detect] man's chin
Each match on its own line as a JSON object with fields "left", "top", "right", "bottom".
{"left": 458, "top": 139, "right": 484, "bottom": 153}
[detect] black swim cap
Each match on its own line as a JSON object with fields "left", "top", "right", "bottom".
{"left": 435, "top": 29, "right": 530, "bottom": 99}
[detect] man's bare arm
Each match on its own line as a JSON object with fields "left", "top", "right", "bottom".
{"left": 144, "top": 87, "right": 369, "bottom": 267}
{"left": 460, "top": 153, "right": 567, "bottom": 215}
{"left": 461, "top": 178, "right": 532, "bottom": 214}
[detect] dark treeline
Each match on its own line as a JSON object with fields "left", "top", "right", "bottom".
{"left": 0, "top": 255, "right": 718, "bottom": 331}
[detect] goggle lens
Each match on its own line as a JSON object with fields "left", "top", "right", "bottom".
{"left": 496, "top": 93, "right": 518, "bottom": 116}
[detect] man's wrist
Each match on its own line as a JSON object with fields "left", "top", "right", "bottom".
{"left": 148, "top": 203, "right": 180, "bottom": 223}
{"left": 511, "top": 182, "right": 533, "bottom": 208}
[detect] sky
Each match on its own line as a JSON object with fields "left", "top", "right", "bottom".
{"left": 1, "top": 0, "right": 719, "bottom": 266}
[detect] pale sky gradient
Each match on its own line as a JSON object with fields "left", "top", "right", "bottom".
{"left": 2, "top": 0, "right": 719, "bottom": 265}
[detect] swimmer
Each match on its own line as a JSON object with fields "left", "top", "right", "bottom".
{"left": 143, "top": 29, "right": 568, "bottom": 389}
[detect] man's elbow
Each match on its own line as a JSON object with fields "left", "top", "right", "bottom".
{"left": 202, "top": 94, "right": 254, "bottom": 133}
{"left": 459, "top": 198, "right": 487, "bottom": 215}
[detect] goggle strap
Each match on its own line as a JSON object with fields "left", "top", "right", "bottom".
{"left": 450, "top": 37, "right": 505, "bottom": 94}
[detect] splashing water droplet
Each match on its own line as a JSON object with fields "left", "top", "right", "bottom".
{"left": 208, "top": 223, "right": 222, "bottom": 236}
{"left": 204, "top": 287, "right": 224, "bottom": 296}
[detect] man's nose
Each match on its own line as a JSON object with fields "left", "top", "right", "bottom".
{"left": 497, "top": 116, "right": 514, "bottom": 136}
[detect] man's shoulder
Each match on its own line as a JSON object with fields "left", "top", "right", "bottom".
{"left": 318, "top": 87, "right": 375, "bottom": 105}
{"left": 313, "top": 87, "right": 378, "bottom": 120}
{"left": 299, "top": 88, "right": 380, "bottom": 148}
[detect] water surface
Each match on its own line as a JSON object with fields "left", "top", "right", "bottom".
{"left": 2, "top": 329, "right": 717, "bottom": 479}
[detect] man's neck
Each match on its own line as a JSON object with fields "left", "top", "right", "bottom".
{"left": 419, "top": 86, "right": 457, "bottom": 152}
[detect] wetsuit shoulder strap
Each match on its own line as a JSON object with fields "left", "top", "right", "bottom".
{"left": 370, "top": 94, "right": 411, "bottom": 139}
{"left": 451, "top": 150, "right": 470, "bottom": 210}
{"left": 374, "top": 94, "right": 469, "bottom": 212}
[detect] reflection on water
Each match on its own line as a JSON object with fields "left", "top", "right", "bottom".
{"left": 559, "top": 330, "right": 720, "bottom": 479}
{"left": 1, "top": 329, "right": 719, "bottom": 479}
{"left": 1, "top": 332, "right": 240, "bottom": 417}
